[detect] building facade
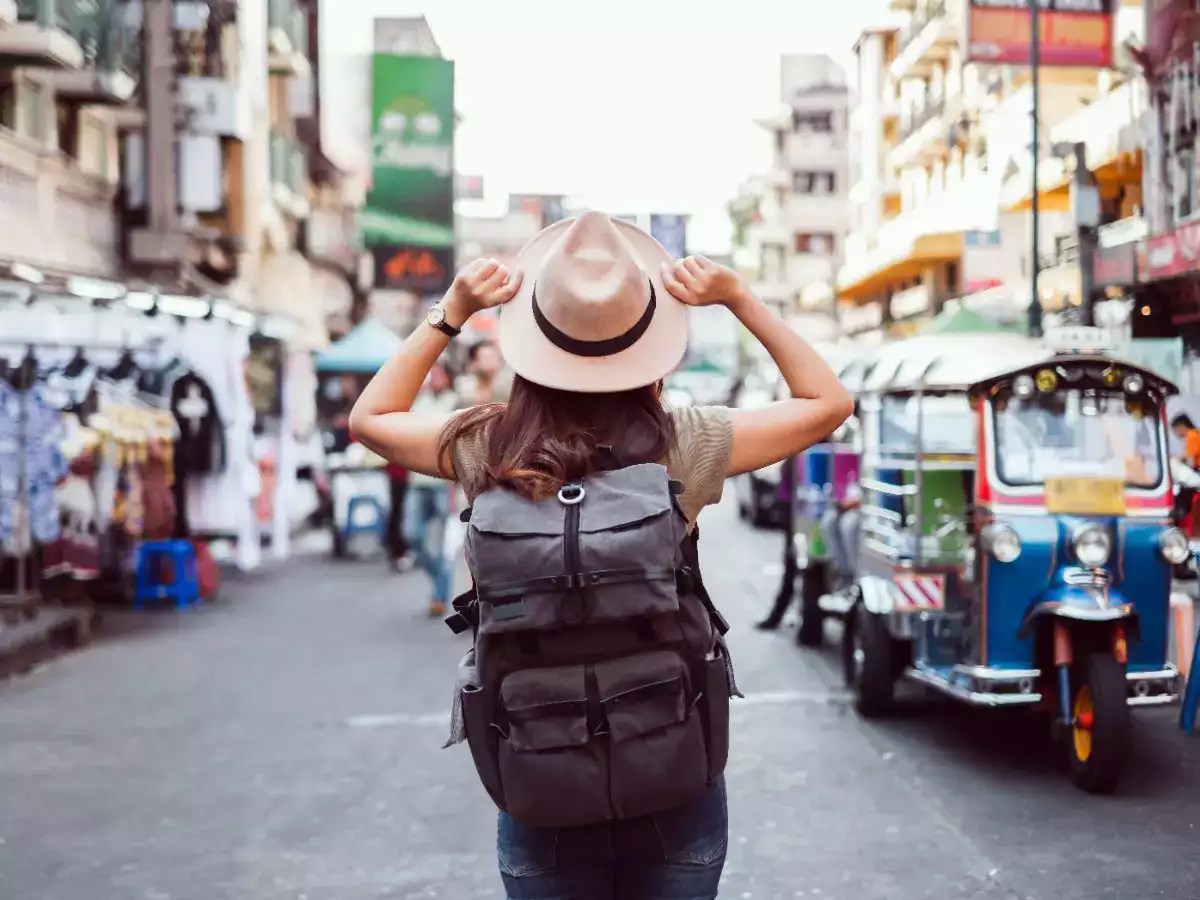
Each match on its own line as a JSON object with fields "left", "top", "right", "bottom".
{"left": 733, "top": 54, "right": 849, "bottom": 336}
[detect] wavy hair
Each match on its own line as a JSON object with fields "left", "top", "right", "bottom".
{"left": 438, "top": 374, "right": 674, "bottom": 500}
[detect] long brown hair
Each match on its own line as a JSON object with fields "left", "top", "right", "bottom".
{"left": 439, "top": 374, "right": 674, "bottom": 500}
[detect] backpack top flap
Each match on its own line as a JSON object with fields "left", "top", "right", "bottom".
{"left": 466, "top": 464, "right": 684, "bottom": 634}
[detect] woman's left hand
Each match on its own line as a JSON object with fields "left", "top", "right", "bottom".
{"left": 660, "top": 255, "right": 747, "bottom": 308}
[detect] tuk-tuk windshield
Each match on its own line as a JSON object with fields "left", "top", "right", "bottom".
{"left": 993, "top": 390, "right": 1162, "bottom": 488}
{"left": 880, "top": 394, "right": 975, "bottom": 455}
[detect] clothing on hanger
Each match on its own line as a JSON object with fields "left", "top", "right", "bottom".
{"left": 171, "top": 371, "right": 226, "bottom": 474}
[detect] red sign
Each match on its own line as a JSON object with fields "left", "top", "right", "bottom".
{"left": 1144, "top": 222, "right": 1200, "bottom": 281}
{"left": 372, "top": 245, "right": 455, "bottom": 293}
{"left": 1092, "top": 242, "right": 1138, "bottom": 288}
{"left": 967, "top": 0, "right": 1114, "bottom": 68}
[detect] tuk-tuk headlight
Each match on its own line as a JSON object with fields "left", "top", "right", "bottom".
{"left": 1160, "top": 527, "right": 1191, "bottom": 565}
{"left": 983, "top": 523, "right": 1022, "bottom": 563}
{"left": 1072, "top": 524, "right": 1112, "bottom": 568}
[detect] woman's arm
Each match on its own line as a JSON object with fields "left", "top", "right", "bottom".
{"left": 348, "top": 259, "right": 522, "bottom": 477}
{"left": 661, "top": 256, "right": 853, "bottom": 477}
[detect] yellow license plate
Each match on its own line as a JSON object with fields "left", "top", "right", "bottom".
{"left": 1044, "top": 477, "right": 1126, "bottom": 515}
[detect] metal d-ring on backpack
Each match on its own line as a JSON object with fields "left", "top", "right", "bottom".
{"left": 445, "top": 461, "right": 739, "bottom": 828}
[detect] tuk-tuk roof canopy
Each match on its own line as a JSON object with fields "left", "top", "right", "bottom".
{"left": 315, "top": 317, "right": 402, "bottom": 374}
{"left": 858, "top": 333, "right": 1051, "bottom": 394}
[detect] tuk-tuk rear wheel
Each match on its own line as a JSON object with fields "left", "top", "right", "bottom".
{"left": 1068, "top": 653, "right": 1128, "bottom": 794}
{"left": 848, "top": 604, "right": 895, "bottom": 718}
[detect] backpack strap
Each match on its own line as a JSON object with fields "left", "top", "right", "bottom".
{"left": 677, "top": 528, "right": 730, "bottom": 636}
{"left": 444, "top": 587, "right": 479, "bottom": 635}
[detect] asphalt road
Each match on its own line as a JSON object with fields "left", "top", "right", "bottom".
{"left": 2, "top": 491, "right": 1199, "bottom": 900}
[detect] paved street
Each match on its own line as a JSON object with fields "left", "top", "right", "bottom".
{"left": 3, "top": 493, "right": 1200, "bottom": 900}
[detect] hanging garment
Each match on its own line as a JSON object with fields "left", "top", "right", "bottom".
{"left": 43, "top": 461, "right": 100, "bottom": 582}
{"left": 171, "top": 372, "right": 226, "bottom": 474}
{"left": 141, "top": 442, "right": 177, "bottom": 541}
{"left": 0, "top": 382, "right": 67, "bottom": 554}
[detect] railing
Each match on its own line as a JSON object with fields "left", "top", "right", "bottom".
{"left": 899, "top": 92, "right": 945, "bottom": 141}
{"left": 18, "top": 0, "right": 139, "bottom": 76}
{"left": 898, "top": 0, "right": 947, "bottom": 52}
{"left": 270, "top": 131, "right": 307, "bottom": 194}
{"left": 269, "top": 0, "right": 308, "bottom": 56}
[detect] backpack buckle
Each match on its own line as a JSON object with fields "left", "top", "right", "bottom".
{"left": 444, "top": 612, "right": 471, "bottom": 635}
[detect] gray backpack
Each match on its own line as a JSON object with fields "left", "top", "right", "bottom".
{"left": 446, "top": 462, "right": 738, "bottom": 827}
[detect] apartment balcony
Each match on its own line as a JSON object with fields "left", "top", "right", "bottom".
{"left": 0, "top": 0, "right": 16, "bottom": 27}
{"left": 1, "top": 0, "right": 88, "bottom": 68}
{"left": 270, "top": 131, "right": 309, "bottom": 218}
{"left": 268, "top": 0, "right": 309, "bottom": 77}
{"left": 890, "top": 0, "right": 956, "bottom": 82}
{"left": 890, "top": 93, "right": 950, "bottom": 169}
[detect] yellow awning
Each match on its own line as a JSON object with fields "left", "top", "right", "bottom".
{"left": 1004, "top": 150, "right": 1142, "bottom": 214}
{"left": 837, "top": 232, "right": 963, "bottom": 303}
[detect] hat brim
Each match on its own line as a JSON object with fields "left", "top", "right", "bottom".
{"left": 498, "top": 217, "right": 689, "bottom": 393}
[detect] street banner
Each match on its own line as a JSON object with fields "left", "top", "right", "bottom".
{"left": 363, "top": 54, "right": 455, "bottom": 292}
{"left": 965, "top": 0, "right": 1114, "bottom": 68}
{"left": 650, "top": 214, "right": 688, "bottom": 261}
{"left": 510, "top": 194, "right": 567, "bottom": 229}
{"left": 1092, "top": 241, "right": 1139, "bottom": 288}
{"left": 1145, "top": 221, "right": 1200, "bottom": 281}
{"left": 962, "top": 230, "right": 1004, "bottom": 294}
{"left": 1139, "top": 0, "right": 1200, "bottom": 78}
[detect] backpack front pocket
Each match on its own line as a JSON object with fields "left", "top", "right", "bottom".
{"left": 595, "top": 651, "right": 708, "bottom": 819}
{"left": 497, "top": 665, "right": 611, "bottom": 826}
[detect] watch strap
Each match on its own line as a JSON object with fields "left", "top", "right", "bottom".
{"left": 432, "top": 319, "right": 461, "bottom": 338}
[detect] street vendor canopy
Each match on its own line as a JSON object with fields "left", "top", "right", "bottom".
{"left": 315, "top": 318, "right": 401, "bottom": 374}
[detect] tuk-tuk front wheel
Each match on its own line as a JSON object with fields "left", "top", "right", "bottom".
{"left": 1068, "top": 654, "right": 1129, "bottom": 794}
{"left": 846, "top": 604, "right": 895, "bottom": 718}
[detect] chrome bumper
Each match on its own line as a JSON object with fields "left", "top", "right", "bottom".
{"left": 904, "top": 664, "right": 1181, "bottom": 708}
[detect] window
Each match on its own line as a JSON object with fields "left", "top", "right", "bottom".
{"left": 792, "top": 111, "right": 833, "bottom": 133}
{"left": 792, "top": 170, "right": 837, "bottom": 195}
{"left": 795, "top": 232, "right": 835, "bottom": 254}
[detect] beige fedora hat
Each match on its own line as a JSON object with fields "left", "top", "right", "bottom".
{"left": 499, "top": 211, "right": 688, "bottom": 393}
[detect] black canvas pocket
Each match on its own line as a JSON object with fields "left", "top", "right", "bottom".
{"left": 460, "top": 684, "right": 504, "bottom": 809}
{"left": 595, "top": 651, "right": 708, "bottom": 819}
{"left": 497, "top": 665, "right": 611, "bottom": 826}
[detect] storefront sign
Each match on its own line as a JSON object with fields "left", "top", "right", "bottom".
{"left": 510, "top": 194, "right": 567, "bottom": 230}
{"left": 1092, "top": 241, "right": 1139, "bottom": 287}
{"left": 363, "top": 54, "right": 455, "bottom": 291}
{"left": 966, "top": 0, "right": 1114, "bottom": 68}
{"left": 1144, "top": 221, "right": 1200, "bottom": 281}
{"left": 372, "top": 244, "right": 455, "bottom": 293}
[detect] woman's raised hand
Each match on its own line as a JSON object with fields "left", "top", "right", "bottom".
{"left": 660, "top": 255, "right": 747, "bottom": 308}
{"left": 446, "top": 258, "right": 524, "bottom": 321}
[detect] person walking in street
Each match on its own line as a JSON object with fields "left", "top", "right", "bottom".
{"left": 383, "top": 461, "right": 412, "bottom": 571}
{"left": 1172, "top": 413, "right": 1200, "bottom": 469}
{"left": 349, "top": 212, "right": 852, "bottom": 899}
{"left": 405, "top": 363, "right": 458, "bottom": 615}
{"left": 462, "top": 338, "right": 509, "bottom": 405}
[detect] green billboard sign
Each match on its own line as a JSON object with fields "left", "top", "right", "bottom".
{"left": 363, "top": 54, "right": 455, "bottom": 290}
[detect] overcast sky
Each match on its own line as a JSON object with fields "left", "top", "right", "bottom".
{"left": 321, "top": 0, "right": 884, "bottom": 252}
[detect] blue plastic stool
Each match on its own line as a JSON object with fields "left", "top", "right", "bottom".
{"left": 1183, "top": 628, "right": 1200, "bottom": 734}
{"left": 134, "top": 540, "right": 200, "bottom": 610}
{"left": 343, "top": 495, "right": 387, "bottom": 542}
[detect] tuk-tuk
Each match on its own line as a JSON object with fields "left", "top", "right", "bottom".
{"left": 840, "top": 332, "right": 1185, "bottom": 793}
{"left": 789, "top": 354, "right": 867, "bottom": 646}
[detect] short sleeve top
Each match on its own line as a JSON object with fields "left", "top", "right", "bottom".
{"left": 451, "top": 405, "right": 734, "bottom": 528}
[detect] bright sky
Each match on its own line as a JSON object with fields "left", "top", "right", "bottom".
{"left": 322, "top": 0, "right": 884, "bottom": 252}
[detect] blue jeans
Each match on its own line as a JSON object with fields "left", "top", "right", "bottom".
{"left": 403, "top": 483, "right": 451, "bottom": 603}
{"left": 498, "top": 778, "right": 727, "bottom": 899}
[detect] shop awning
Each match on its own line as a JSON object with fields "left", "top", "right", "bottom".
{"left": 920, "top": 305, "right": 1021, "bottom": 335}
{"left": 837, "top": 232, "right": 963, "bottom": 303}
{"left": 1002, "top": 150, "right": 1142, "bottom": 213}
{"left": 315, "top": 317, "right": 401, "bottom": 374}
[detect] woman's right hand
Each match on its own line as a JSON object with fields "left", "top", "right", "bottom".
{"left": 445, "top": 258, "right": 524, "bottom": 324}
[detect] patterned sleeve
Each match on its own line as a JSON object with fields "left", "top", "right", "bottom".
{"left": 668, "top": 405, "right": 734, "bottom": 523}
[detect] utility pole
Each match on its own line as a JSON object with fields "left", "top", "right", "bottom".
{"left": 1028, "top": 0, "right": 1043, "bottom": 337}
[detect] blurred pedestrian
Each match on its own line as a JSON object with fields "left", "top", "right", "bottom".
{"left": 405, "top": 363, "right": 458, "bottom": 615}
{"left": 1172, "top": 414, "right": 1200, "bottom": 468}
{"left": 461, "top": 339, "right": 509, "bottom": 406}
{"left": 383, "top": 460, "right": 411, "bottom": 571}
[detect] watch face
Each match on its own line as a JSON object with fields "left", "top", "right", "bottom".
{"left": 427, "top": 307, "right": 445, "bottom": 327}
